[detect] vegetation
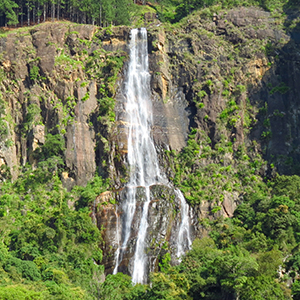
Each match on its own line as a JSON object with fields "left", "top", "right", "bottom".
{"left": 95, "top": 175, "right": 300, "bottom": 300}
{"left": 0, "top": 128, "right": 111, "bottom": 298}
{"left": 1, "top": 0, "right": 300, "bottom": 299}
{"left": 0, "top": 0, "right": 132, "bottom": 27}
{"left": 0, "top": 163, "right": 109, "bottom": 299}
{"left": 1, "top": 0, "right": 299, "bottom": 27}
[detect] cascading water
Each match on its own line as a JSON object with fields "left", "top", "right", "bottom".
{"left": 112, "top": 207, "right": 121, "bottom": 275}
{"left": 175, "top": 189, "right": 192, "bottom": 259}
{"left": 113, "top": 28, "right": 192, "bottom": 284}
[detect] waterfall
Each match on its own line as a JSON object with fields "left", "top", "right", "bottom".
{"left": 112, "top": 207, "right": 121, "bottom": 275}
{"left": 175, "top": 189, "right": 192, "bottom": 259}
{"left": 113, "top": 28, "right": 192, "bottom": 284}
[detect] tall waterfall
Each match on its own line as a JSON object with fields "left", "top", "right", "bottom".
{"left": 113, "top": 28, "right": 191, "bottom": 284}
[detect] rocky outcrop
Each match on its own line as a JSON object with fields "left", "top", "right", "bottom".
{"left": 1, "top": 6, "right": 300, "bottom": 276}
{"left": 94, "top": 184, "right": 195, "bottom": 276}
{"left": 0, "top": 24, "right": 130, "bottom": 186}
{"left": 0, "top": 22, "right": 195, "bottom": 188}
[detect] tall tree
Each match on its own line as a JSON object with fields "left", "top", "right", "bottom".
{"left": 115, "top": 0, "right": 130, "bottom": 25}
{"left": 0, "top": 0, "right": 19, "bottom": 25}
{"left": 102, "top": 0, "right": 115, "bottom": 26}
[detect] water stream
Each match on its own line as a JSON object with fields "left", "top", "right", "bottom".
{"left": 113, "top": 28, "right": 192, "bottom": 284}
{"left": 175, "top": 189, "right": 193, "bottom": 259}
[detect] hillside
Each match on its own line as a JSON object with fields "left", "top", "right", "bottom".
{"left": 0, "top": 1, "right": 300, "bottom": 299}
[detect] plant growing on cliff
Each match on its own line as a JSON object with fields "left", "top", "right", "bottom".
{"left": 261, "top": 130, "right": 272, "bottom": 140}
{"left": 0, "top": 97, "right": 9, "bottom": 139}
{"left": 29, "top": 65, "right": 40, "bottom": 81}
{"left": 269, "top": 82, "right": 290, "bottom": 95}
{"left": 22, "top": 103, "right": 42, "bottom": 135}
{"left": 0, "top": 119, "right": 8, "bottom": 139}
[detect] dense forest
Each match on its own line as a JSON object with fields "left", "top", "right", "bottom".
{"left": 1, "top": 0, "right": 300, "bottom": 299}
{"left": 1, "top": 0, "right": 300, "bottom": 27}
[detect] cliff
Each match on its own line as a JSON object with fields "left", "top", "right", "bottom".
{"left": 1, "top": 5, "right": 300, "bottom": 276}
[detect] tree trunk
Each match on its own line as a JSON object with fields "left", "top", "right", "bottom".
{"left": 27, "top": 1, "right": 30, "bottom": 26}
{"left": 33, "top": 6, "right": 35, "bottom": 24}
{"left": 57, "top": 0, "right": 60, "bottom": 21}
{"left": 21, "top": 6, "right": 24, "bottom": 26}
{"left": 37, "top": 1, "right": 40, "bottom": 24}
{"left": 52, "top": 1, "right": 55, "bottom": 22}
{"left": 43, "top": 4, "right": 46, "bottom": 22}
{"left": 70, "top": 5, "right": 72, "bottom": 22}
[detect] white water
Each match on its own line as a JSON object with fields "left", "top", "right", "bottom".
{"left": 113, "top": 28, "right": 163, "bottom": 283}
{"left": 175, "top": 189, "right": 192, "bottom": 259}
{"left": 112, "top": 207, "right": 121, "bottom": 275}
{"left": 113, "top": 28, "right": 192, "bottom": 284}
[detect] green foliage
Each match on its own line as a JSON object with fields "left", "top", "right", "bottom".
{"left": 159, "top": 252, "right": 171, "bottom": 273}
{"left": 4, "top": 257, "right": 41, "bottom": 281}
{"left": 82, "top": 92, "right": 90, "bottom": 102}
{"left": 0, "top": 119, "right": 8, "bottom": 139}
{"left": 115, "top": 0, "right": 131, "bottom": 26}
{"left": 75, "top": 175, "right": 110, "bottom": 209}
{"left": 219, "top": 99, "right": 240, "bottom": 128}
{"left": 34, "top": 134, "right": 65, "bottom": 161}
{"left": 142, "top": 272, "right": 189, "bottom": 300}
{"left": 269, "top": 82, "right": 290, "bottom": 95}
{"left": 0, "top": 97, "right": 9, "bottom": 139}
{"left": 55, "top": 53, "right": 84, "bottom": 73}
{"left": 22, "top": 103, "right": 41, "bottom": 135}
{"left": 0, "top": 0, "right": 18, "bottom": 25}
{"left": 0, "top": 162, "right": 108, "bottom": 298}
{"left": 29, "top": 65, "right": 40, "bottom": 81}
{"left": 86, "top": 50, "right": 126, "bottom": 125}
{"left": 233, "top": 175, "right": 300, "bottom": 246}
{"left": 292, "top": 280, "right": 300, "bottom": 300}
{"left": 98, "top": 273, "right": 144, "bottom": 300}
{"left": 0, "top": 285, "right": 43, "bottom": 300}
{"left": 261, "top": 130, "right": 272, "bottom": 140}
{"left": 197, "top": 90, "right": 207, "bottom": 99}
{"left": 154, "top": 0, "right": 289, "bottom": 23}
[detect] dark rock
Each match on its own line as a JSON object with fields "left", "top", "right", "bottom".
{"left": 95, "top": 184, "right": 194, "bottom": 277}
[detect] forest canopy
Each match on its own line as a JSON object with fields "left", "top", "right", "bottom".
{"left": 1, "top": 0, "right": 300, "bottom": 298}
{"left": 1, "top": 0, "right": 299, "bottom": 27}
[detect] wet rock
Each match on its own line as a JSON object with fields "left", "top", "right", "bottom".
{"left": 95, "top": 184, "right": 193, "bottom": 277}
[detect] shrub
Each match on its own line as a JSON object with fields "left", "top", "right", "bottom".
{"left": 29, "top": 65, "right": 40, "bottom": 81}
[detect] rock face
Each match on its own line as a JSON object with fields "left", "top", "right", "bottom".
{"left": 0, "top": 24, "right": 130, "bottom": 187}
{"left": 1, "top": 6, "right": 300, "bottom": 276}
{"left": 0, "top": 23, "right": 193, "bottom": 188}
{"left": 94, "top": 184, "right": 195, "bottom": 277}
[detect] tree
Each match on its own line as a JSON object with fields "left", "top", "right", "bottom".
{"left": 0, "top": 0, "right": 18, "bottom": 25}
{"left": 115, "top": 0, "right": 130, "bottom": 25}
{"left": 102, "top": 0, "right": 115, "bottom": 26}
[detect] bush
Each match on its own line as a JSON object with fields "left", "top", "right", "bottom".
{"left": 4, "top": 257, "right": 41, "bottom": 281}
{"left": 0, "top": 285, "right": 43, "bottom": 300}
{"left": 29, "top": 65, "right": 40, "bottom": 81}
